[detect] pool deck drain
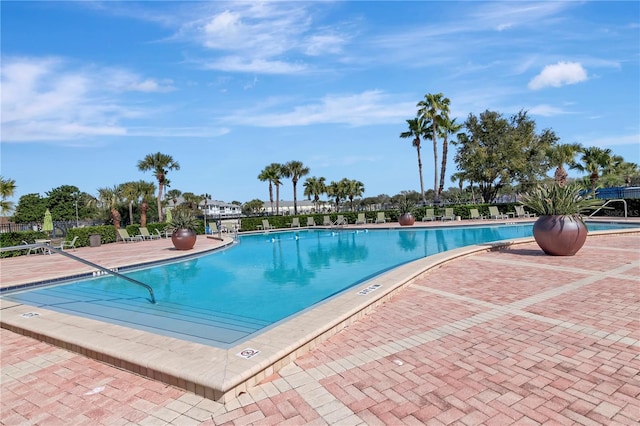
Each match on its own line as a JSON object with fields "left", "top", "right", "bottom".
{"left": 2, "top": 221, "right": 640, "bottom": 422}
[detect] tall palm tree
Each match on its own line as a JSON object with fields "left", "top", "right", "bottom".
{"left": 346, "top": 179, "right": 365, "bottom": 211}
{"left": 137, "top": 152, "right": 180, "bottom": 222}
{"left": 303, "top": 176, "right": 327, "bottom": 211}
{"left": 0, "top": 176, "right": 17, "bottom": 215}
{"left": 258, "top": 163, "right": 283, "bottom": 215}
{"left": 438, "top": 117, "right": 462, "bottom": 197}
{"left": 137, "top": 181, "right": 156, "bottom": 227}
{"left": 417, "top": 93, "right": 450, "bottom": 201}
{"left": 282, "top": 160, "right": 310, "bottom": 215}
{"left": 546, "top": 143, "right": 582, "bottom": 187}
{"left": 400, "top": 116, "right": 431, "bottom": 204}
{"left": 571, "top": 147, "right": 613, "bottom": 189}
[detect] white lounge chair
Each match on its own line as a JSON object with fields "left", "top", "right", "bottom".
{"left": 441, "top": 208, "right": 455, "bottom": 221}
{"left": 488, "top": 206, "right": 508, "bottom": 220}
{"left": 422, "top": 209, "right": 436, "bottom": 221}
{"left": 355, "top": 213, "right": 366, "bottom": 225}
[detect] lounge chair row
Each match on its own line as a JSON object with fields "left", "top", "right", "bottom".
{"left": 118, "top": 227, "right": 163, "bottom": 242}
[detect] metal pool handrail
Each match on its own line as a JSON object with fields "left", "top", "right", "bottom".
{"left": 1, "top": 243, "right": 156, "bottom": 304}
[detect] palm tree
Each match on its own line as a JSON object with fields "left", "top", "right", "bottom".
{"left": 96, "top": 185, "right": 123, "bottom": 229}
{"left": 571, "top": 147, "right": 613, "bottom": 189}
{"left": 0, "top": 176, "right": 17, "bottom": 215}
{"left": 303, "top": 176, "right": 327, "bottom": 211}
{"left": 258, "top": 163, "right": 283, "bottom": 215}
{"left": 438, "top": 117, "right": 462, "bottom": 197}
{"left": 137, "top": 181, "right": 156, "bottom": 227}
{"left": 417, "top": 93, "right": 451, "bottom": 202}
{"left": 166, "top": 189, "right": 182, "bottom": 207}
{"left": 400, "top": 116, "right": 431, "bottom": 204}
{"left": 121, "top": 182, "right": 139, "bottom": 226}
{"left": 200, "top": 192, "right": 211, "bottom": 227}
{"left": 326, "top": 179, "right": 349, "bottom": 212}
{"left": 137, "top": 152, "right": 180, "bottom": 222}
{"left": 546, "top": 143, "right": 582, "bottom": 187}
{"left": 345, "top": 179, "right": 365, "bottom": 211}
{"left": 282, "top": 161, "right": 310, "bottom": 215}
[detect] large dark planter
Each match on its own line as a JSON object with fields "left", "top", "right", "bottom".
{"left": 532, "top": 215, "right": 588, "bottom": 256}
{"left": 398, "top": 213, "right": 415, "bottom": 226}
{"left": 171, "top": 228, "right": 197, "bottom": 250}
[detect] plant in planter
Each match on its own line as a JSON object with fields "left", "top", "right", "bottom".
{"left": 397, "top": 198, "right": 416, "bottom": 226}
{"left": 520, "top": 183, "right": 604, "bottom": 256}
{"left": 167, "top": 209, "right": 199, "bottom": 250}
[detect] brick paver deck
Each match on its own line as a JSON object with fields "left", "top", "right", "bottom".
{"left": 1, "top": 230, "right": 639, "bottom": 425}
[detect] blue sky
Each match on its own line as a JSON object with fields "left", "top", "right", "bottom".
{"left": 2, "top": 1, "right": 639, "bottom": 206}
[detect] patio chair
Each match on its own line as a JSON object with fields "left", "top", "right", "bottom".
{"left": 355, "top": 213, "right": 366, "bottom": 225}
{"left": 488, "top": 206, "right": 508, "bottom": 220}
{"left": 441, "top": 208, "right": 456, "bottom": 221}
{"left": 515, "top": 205, "right": 536, "bottom": 218}
{"left": 375, "top": 212, "right": 386, "bottom": 223}
{"left": 155, "top": 228, "right": 169, "bottom": 239}
{"left": 335, "top": 215, "right": 348, "bottom": 226}
{"left": 469, "top": 208, "right": 484, "bottom": 220}
{"left": 22, "top": 240, "right": 40, "bottom": 256}
{"left": 139, "top": 227, "right": 161, "bottom": 240}
{"left": 261, "top": 219, "right": 274, "bottom": 230}
{"left": 55, "top": 236, "right": 79, "bottom": 251}
{"left": 118, "top": 228, "right": 143, "bottom": 242}
{"left": 323, "top": 216, "right": 332, "bottom": 226}
{"left": 306, "top": 217, "right": 316, "bottom": 227}
{"left": 289, "top": 217, "right": 301, "bottom": 228}
{"left": 422, "top": 209, "right": 436, "bottom": 221}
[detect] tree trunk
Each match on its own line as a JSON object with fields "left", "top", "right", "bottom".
{"left": 111, "top": 208, "right": 121, "bottom": 229}
{"left": 129, "top": 202, "right": 134, "bottom": 226}
{"left": 268, "top": 182, "right": 274, "bottom": 214}
{"left": 293, "top": 180, "right": 298, "bottom": 215}
{"left": 554, "top": 166, "right": 568, "bottom": 187}
{"left": 432, "top": 123, "right": 439, "bottom": 201}
{"left": 140, "top": 200, "right": 149, "bottom": 228}
{"left": 416, "top": 144, "right": 426, "bottom": 204}
{"left": 275, "top": 185, "right": 280, "bottom": 215}
{"left": 438, "top": 135, "right": 449, "bottom": 197}
{"left": 157, "top": 183, "right": 164, "bottom": 222}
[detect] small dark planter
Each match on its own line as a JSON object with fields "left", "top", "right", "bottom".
{"left": 398, "top": 213, "right": 415, "bottom": 226}
{"left": 532, "top": 215, "right": 587, "bottom": 256}
{"left": 171, "top": 228, "right": 197, "bottom": 250}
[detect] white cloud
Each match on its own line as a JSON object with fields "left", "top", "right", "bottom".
{"left": 0, "top": 57, "right": 181, "bottom": 142}
{"left": 527, "top": 104, "right": 571, "bottom": 117}
{"left": 528, "top": 61, "right": 588, "bottom": 90}
{"left": 223, "top": 90, "right": 415, "bottom": 127}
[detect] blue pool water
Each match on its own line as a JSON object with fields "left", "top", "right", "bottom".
{"left": 3, "top": 222, "right": 636, "bottom": 347}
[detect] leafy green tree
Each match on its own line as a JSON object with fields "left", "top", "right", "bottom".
{"left": 452, "top": 110, "right": 557, "bottom": 203}
{"left": 282, "top": 160, "right": 310, "bottom": 215}
{"left": 13, "top": 193, "right": 47, "bottom": 223}
{"left": 400, "top": 116, "right": 431, "bottom": 204}
{"left": 345, "top": 179, "right": 365, "bottom": 211}
{"left": 137, "top": 152, "right": 180, "bottom": 222}
{"left": 0, "top": 176, "right": 17, "bottom": 215}
{"left": 546, "top": 143, "right": 582, "bottom": 187}
{"left": 418, "top": 93, "right": 451, "bottom": 202}
{"left": 46, "top": 185, "right": 86, "bottom": 221}
{"left": 571, "top": 146, "right": 613, "bottom": 189}
{"left": 258, "top": 163, "right": 284, "bottom": 215}
{"left": 303, "top": 176, "right": 327, "bottom": 211}
{"left": 243, "top": 199, "right": 264, "bottom": 215}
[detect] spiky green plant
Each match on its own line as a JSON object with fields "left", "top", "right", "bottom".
{"left": 167, "top": 209, "right": 199, "bottom": 231}
{"left": 520, "top": 183, "right": 603, "bottom": 217}
{"left": 397, "top": 198, "right": 416, "bottom": 215}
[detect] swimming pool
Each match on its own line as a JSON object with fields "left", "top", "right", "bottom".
{"left": 2, "top": 222, "right": 636, "bottom": 348}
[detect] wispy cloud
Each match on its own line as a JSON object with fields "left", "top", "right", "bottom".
{"left": 180, "top": 2, "right": 349, "bottom": 75}
{"left": 2, "top": 57, "right": 183, "bottom": 143}
{"left": 528, "top": 61, "right": 588, "bottom": 90}
{"left": 222, "top": 90, "right": 415, "bottom": 127}
{"left": 526, "top": 104, "right": 572, "bottom": 117}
